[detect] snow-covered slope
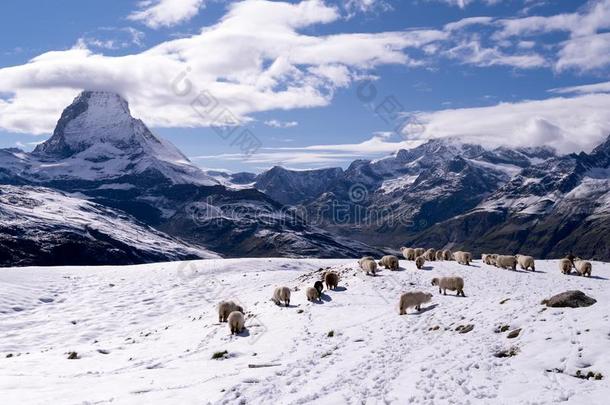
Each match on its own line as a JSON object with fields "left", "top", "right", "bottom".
{"left": 1, "top": 258, "right": 609, "bottom": 403}
{"left": 0, "top": 185, "right": 218, "bottom": 266}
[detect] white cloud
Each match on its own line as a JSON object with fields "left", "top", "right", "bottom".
{"left": 76, "top": 27, "right": 145, "bottom": 50}
{"left": 493, "top": 14, "right": 579, "bottom": 40}
{"left": 431, "top": 0, "right": 502, "bottom": 9}
{"left": 0, "top": 0, "right": 608, "bottom": 146}
{"left": 424, "top": 1, "right": 610, "bottom": 72}
{"left": 194, "top": 150, "right": 357, "bottom": 168}
{"left": 517, "top": 40, "right": 535, "bottom": 49}
{"left": 346, "top": 0, "right": 377, "bottom": 11}
{"left": 264, "top": 120, "right": 299, "bottom": 128}
{"left": 551, "top": 81, "right": 610, "bottom": 95}
{"left": 423, "top": 1, "right": 610, "bottom": 73}
{"left": 447, "top": 40, "right": 547, "bottom": 69}
{"left": 444, "top": 17, "right": 494, "bottom": 32}
{"left": 0, "top": 88, "right": 79, "bottom": 135}
{"left": 493, "top": 0, "right": 610, "bottom": 72}
{"left": 441, "top": 17, "right": 547, "bottom": 69}
{"left": 128, "top": 0, "right": 205, "bottom": 29}
{"left": 344, "top": 0, "right": 392, "bottom": 15}
{"left": 192, "top": 133, "right": 423, "bottom": 169}
{"left": 273, "top": 133, "right": 422, "bottom": 154}
{"left": 406, "top": 93, "right": 610, "bottom": 154}
{"left": 556, "top": 32, "right": 610, "bottom": 72}
{"left": 15, "top": 140, "right": 43, "bottom": 150}
{"left": 0, "top": 0, "right": 443, "bottom": 135}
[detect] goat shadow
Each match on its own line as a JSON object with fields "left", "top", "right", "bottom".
{"left": 509, "top": 268, "right": 529, "bottom": 273}
{"left": 273, "top": 303, "right": 299, "bottom": 308}
{"left": 409, "top": 303, "right": 438, "bottom": 315}
{"left": 328, "top": 286, "right": 347, "bottom": 292}
{"left": 567, "top": 273, "right": 608, "bottom": 280}
{"left": 492, "top": 268, "right": 528, "bottom": 273}
{"left": 316, "top": 293, "right": 332, "bottom": 303}
{"left": 234, "top": 328, "right": 250, "bottom": 337}
{"left": 436, "top": 292, "right": 467, "bottom": 298}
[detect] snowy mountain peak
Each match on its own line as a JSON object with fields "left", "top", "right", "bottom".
{"left": 34, "top": 91, "right": 151, "bottom": 158}
{"left": 21, "top": 90, "right": 218, "bottom": 185}
{"left": 78, "top": 90, "right": 130, "bottom": 115}
{"left": 590, "top": 134, "right": 610, "bottom": 168}
{"left": 592, "top": 134, "right": 610, "bottom": 156}
{"left": 69, "top": 91, "right": 132, "bottom": 130}
{"left": 516, "top": 145, "right": 557, "bottom": 160}
{"left": 393, "top": 138, "right": 485, "bottom": 163}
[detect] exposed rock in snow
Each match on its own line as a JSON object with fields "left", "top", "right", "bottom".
{"left": 542, "top": 290, "right": 597, "bottom": 308}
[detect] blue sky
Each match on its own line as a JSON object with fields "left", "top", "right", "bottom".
{"left": 1, "top": 0, "right": 610, "bottom": 172}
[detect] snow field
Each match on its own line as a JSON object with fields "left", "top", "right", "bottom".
{"left": 1, "top": 258, "right": 609, "bottom": 404}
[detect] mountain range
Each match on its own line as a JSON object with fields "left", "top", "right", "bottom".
{"left": 212, "top": 131, "right": 609, "bottom": 261}
{"left": 0, "top": 91, "right": 380, "bottom": 266}
{"left": 1, "top": 90, "right": 608, "bottom": 265}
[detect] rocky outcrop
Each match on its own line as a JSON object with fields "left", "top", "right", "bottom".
{"left": 542, "top": 291, "right": 597, "bottom": 308}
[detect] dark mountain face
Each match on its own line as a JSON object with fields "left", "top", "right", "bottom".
{"left": 254, "top": 166, "right": 345, "bottom": 205}
{"left": 248, "top": 139, "right": 525, "bottom": 248}
{"left": 240, "top": 136, "right": 610, "bottom": 261}
{"left": 250, "top": 138, "right": 538, "bottom": 210}
{"left": 0, "top": 185, "right": 215, "bottom": 267}
{"left": 95, "top": 183, "right": 383, "bottom": 259}
{"left": 403, "top": 205, "right": 610, "bottom": 262}
{"left": 403, "top": 136, "right": 610, "bottom": 261}
{"left": 159, "top": 187, "right": 383, "bottom": 258}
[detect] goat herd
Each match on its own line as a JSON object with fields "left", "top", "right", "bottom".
{"left": 217, "top": 248, "right": 594, "bottom": 335}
